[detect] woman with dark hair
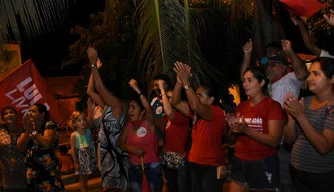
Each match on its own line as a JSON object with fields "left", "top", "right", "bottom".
{"left": 87, "top": 47, "right": 129, "bottom": 191}
{"left": 284, "top": 57, "right": 334, "bottom": 191}
{"left": 25, "top": 103, "right": 64, "bottom": 191}
{"left": 0, "top": 106, "right": 27, "bottom": 191}
{"left": 226, "top": 66, "right": 286, "bottom": 192}
{"left": 172, "top": 61, "right": 227, "bottom": 192}
{"left": 117, "top": 79, "right": 162, "bottom": 192}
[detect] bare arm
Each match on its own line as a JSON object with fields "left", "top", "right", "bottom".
{"left": 171, "top": 80, "right": 190, "bottom": 117}
{"left": 17, "top": 131, "right": 31, "bottom": 152}
{"left": 70, "top": 133, "right": 78, "bottom": 165}
{"left": 284, "top": 118, "right": 298, "bottom": 144}
{"left": 32, "top": 129, "right": 57, "bottom": 149}
{"left": 87, "top": 47, "right": 123, "bottom": 119}
{"left": 240, "top": 39, "right": 253, "bottom": 79}
{"left": 282, "top": 40, "right": 308, "bottom": 81}
{"left": 87, "top": 74, "right": 105, "bottom": 108}
{"left": 158, "top": 80, "right": 174, "bottom": 119}
{"left": 292, "top": 17, "right": 321, "bottom": 56}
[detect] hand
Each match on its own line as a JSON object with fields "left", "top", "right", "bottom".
{"left": 324, "top": 9, "right": 334, "bottom": 27}
{"left": 133, "top": 147, "right": 146, "bottom": 158}
{"left": 225, "top": 113, "right": 237, "bottom": 127}
{"left": 96, "top": 58, "right": 103, "bottom": 69}
{"left": 174, "top": 61, "right": 192, "bottom": 85}
{"left": 87, "top": 47, "right": 98, "bottom": 66}
{"left": 284, "top": 93, "right": 304, "bottom": 119}
{"left": 282, "top": 39, "right": 293, "bottom": 54}
{"left": 24, "top": 115, "right": 34, "bottom": 133}
{"left": 290, "top": 16, "right": 303, "bottom": 26}
{"left": 157, "top": 80, "right": 166, "bottom": 91}
{"left": 87, "top": 98, "right": 95, "bottom": 112}
{"left": 242, "top": 39, "right": 253, "bottom": 55}
{"left": 74, "top": 162, "right": 80, "bottom": 172}
{"left": 128, "top": 79, "right": 141, "bottom": 94}
{"left": 230, "top": 116, "right": 248, "bottom": 134}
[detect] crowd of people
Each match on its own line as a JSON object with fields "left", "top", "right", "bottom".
{"left": 1, "top": 9, "right": 334, "bottom": 192}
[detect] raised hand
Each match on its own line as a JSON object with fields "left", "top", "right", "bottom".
{"left": 243, "top": 39, "right": 253, "bottom": 55}
{"left": 281, "top": 39, "right": 293, "bottom": 54}
{"left": 129, "top": 79, "right": 141, "bottom": 94}
{"left": 290, "top": 16, "right": 303, "bottom": 26}
{"left": 87, "top": 47, "right": 98, "bottom": 66}
{"left": 87, "top": 98, "right": 95, "bottom": 112}
{"left": 284, "top": 92, "right": 305, "bottom": 119}
{"left": 157, "top": 80, "right": 166, "bottom": 91}
{"left": 324, "top": 9, "right": 334, "bottom": 27}
{"left": 96, "top": 58, "right": 103, "bottom": 69}
{"left": 24, "top": 115, "right": 34, "bottom": 133}
{"left": 174, "top": 61, "right": 192, "bottom": 85}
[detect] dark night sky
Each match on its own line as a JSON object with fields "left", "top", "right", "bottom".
{"left": 20, "top": 0, "right": 105, "bottom": 77}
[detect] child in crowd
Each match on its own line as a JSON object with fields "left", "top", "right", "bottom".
{"left": 56, "top": 146, "right": 74, "bottom": 175}
{"left": 69, "top": 111, "right": 97, "bottom": 192}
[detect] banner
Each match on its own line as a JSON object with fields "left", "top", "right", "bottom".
{"left": 0, "top": 59, "right": 64, "bottom": 124}
{"left": 280, "top": 0, "right": 324, "bottom": 18}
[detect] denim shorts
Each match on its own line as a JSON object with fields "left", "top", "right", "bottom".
{"left": 129, "top": 162, "right": 162, "bottom": 192}
{"left": 228, "top": 153, "right": 279, "bottom": 191}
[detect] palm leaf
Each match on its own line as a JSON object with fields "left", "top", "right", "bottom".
{"left": 136, "top": 0, "right": 219, "bottom": 91}
{"left": 0, "top": 0, "right": 70, "bottom": 44}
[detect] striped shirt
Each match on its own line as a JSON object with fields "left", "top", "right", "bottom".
{"left": 290, "top": 96, "right": 334, "bottom": 173}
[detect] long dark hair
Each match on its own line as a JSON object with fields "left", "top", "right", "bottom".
{"left": 33, "top": 103, "right": 50, "bottom": 130}
{"left": 244, "top": 66, "right": 270, "bottom": 95}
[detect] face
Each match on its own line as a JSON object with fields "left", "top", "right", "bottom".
{"left": 128, "top": 101, "right": 142, "bottom": 122}
{"left": 196, "top": 86, "right": 213, "bottom": 106}
{"left": 2, "top": 108, "right": 17, "bottom": 125}
{"left": 166, "top": 91, "right": 172, "bottom": 103}
{"left": 74, "top": 113, "right": 87, "bottom": 130}
{"left": 266, "top": 61, "right": 286, "bottom": 81}
{"left": 266, "top": 47, "right": 281, "bottom": 57}
{"left": 29, "top": 105, "right": 44, "bottom": 122}
{"left": 307, "top": 62, "right": 333, "bottom": 94}
{"left": 242, "top": 71, "right": 264, "bottom": 97}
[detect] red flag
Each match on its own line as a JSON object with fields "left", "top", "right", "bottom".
{"left": 141, "top": 158, "right": 151, "bottom": 192}
{"left": 280, "top": 0, "right": 324, "bottom": 18}
{"left": 0, "top": 59, "right": 64, "bottom": 124}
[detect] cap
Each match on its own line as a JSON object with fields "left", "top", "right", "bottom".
{"left": 268, "top": 55, "right": 289, "bottom": 66}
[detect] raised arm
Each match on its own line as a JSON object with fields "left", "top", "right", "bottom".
{"left": 128, "top": 79, "right": 155, "bottom": 132}
{"left": 158, "top": 80, "right": 174, "bottom": 119}
{"left": 32, "top": 124, "right": 57, "bottom": 149}
{"left": 86, "top": 73, "right": 104, "bottom": 108}
{"left": 87, "top": 47, "right": 123, "bottom": 119}
{"left": 323, "top": 9, "right": 334, "bottom": 27}
{"left": 171, "top": 73, "right": 190, "bottom": 117}
{"left": 174, "top": 62, "right": 212, "bottom": 120}
{"left": 282, "top": 40, "right": 308, "bottom": 81}
{"left": 86, "top": 98, "right": 95, "bottom": 129}
{"left": 17, "top": 116, "right": 34, "bottom": 152}
{"left": 291, "top": 17, "right": 321, "bottom": 56}
{"left": 240, "top": 39, "right": 253, "bottom": 79}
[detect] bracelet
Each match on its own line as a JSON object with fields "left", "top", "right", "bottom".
{"left": 161, "top": 93, "right": 167, "bottom": 96}
{"left": 138, "top": 92, "right": 143, "bottom": 96}
{"left": 91, "top": 64, "right": 96, "bottom": 68}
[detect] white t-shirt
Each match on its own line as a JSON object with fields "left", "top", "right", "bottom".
{"left": 320, "top": 50, "right": 334, "bottom": 59}
{"left": 270, "top": 72, "right": 304, "bottom": 107}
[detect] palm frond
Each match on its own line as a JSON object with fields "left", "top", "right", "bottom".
{"left": 136, "top": 0, "right": 218, "bottom": 91}
{"left": 0, "top": 0, "right": 70, "bottom": 44}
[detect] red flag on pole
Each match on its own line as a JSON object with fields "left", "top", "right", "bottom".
{"left": 280, "top": 0, "right": 324, "bottom": 18}
{"left": 0, "top": 59, "right": 64, "bottom": 124}
{"left": 141, "top": 157, "right": 151, "bottom": 192}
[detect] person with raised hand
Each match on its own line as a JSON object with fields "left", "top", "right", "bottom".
{"left": 172, "top": 61, "right": 226, "bottom": 192}
{"left": 117, "top": 79, "right": 162, "bottom": 192}
{"left": 323, "top": 9, "right": 334, "bottom": 27}
{"left": 86, "top": 47, "right": 129, "bottom": 191}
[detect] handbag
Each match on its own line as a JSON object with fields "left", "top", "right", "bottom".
{"left": 161, "top": 151, "right": 186, "bottom": 170}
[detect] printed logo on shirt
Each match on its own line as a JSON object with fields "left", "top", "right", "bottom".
{"left": 137, "top": 127, "right": 147, "bottom": 137}
{"left": 244, "top": 117, "right": 263, "bottom": 132}
{"left": 165, "top": 120, "right": 171, "bottom": 129}
{"left": 155, "top": 106, "right": 163, "bottom": 115}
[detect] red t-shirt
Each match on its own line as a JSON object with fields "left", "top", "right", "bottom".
{"left": 125, "top": 120, "right": 159, "bottom": 165}
{"left": 234, "top": 96, "right": 286, "bottom": 161}
{"left": 163, "top": 111, "right": 190, "bottom": 154}
{"left": 188, "top": 106, "right": 226, "bottom": 166}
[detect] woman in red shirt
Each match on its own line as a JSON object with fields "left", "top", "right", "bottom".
{"left": 226, "top": 66, "right": 286, "bottom": 192}
{"left": 117, "top": 79, "right": 162, "bottom": 192}
{"left": 173, "top": 62, "right": 226, "bottom": 192}
{"left": 157, "top": 79, "right": 191, "bottom": 192}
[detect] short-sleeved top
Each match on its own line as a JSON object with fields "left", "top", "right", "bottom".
{"left": 0, "top": 126, "right": 27, "bottom": 190}
{"left": 320, "top": 49, "right": 334, "bottom": 59}
{"left": 74, "top": 129, "right": 93, "bottom": 149}
{"left": 234, "top": 96, "right": 286, "bottom": 161}
{"left": 163, "top": 111, "right": 189, "bottom": 154}
{"left": 188, "top": 106, "right": 226, "bottom": 166}
{"left": 125, "top": 120, "right": 159, "bottom": 165}
{"left": 271, "top": 72, "right": 304, "bottom": 107}
{"left": 291, "top": 96, "right": 334, "bottom": 173}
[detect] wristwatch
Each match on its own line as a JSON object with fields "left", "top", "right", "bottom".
{"left": 31, "top": 131, "right": 37, "bottom": 136}
{"left": 91, "top": 64, "right": 96, "bottom": 68}
{"left": 184, "top": 85, "right": 191, "bottom": 90}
